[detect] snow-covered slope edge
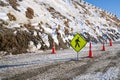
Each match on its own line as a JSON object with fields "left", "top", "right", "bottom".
{"left": 0, "top": 0, "right": 120, "bottom": 54}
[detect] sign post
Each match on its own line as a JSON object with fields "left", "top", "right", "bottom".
{"left": 77, "top": 52, "right": 79, "bottom": 60}
{"left": 70, "top": 33, "right": 87, "bottom": 60}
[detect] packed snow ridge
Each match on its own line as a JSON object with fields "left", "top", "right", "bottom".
{"left": 0, "top": 0, "right": 120, "bottom": 54}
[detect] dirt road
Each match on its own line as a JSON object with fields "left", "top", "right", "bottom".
{"left": 0, "top": 43, "right": 120, "bottom": 80}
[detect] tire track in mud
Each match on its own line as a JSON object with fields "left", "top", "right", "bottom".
{"left": 2, "top": 55, "right": 100, "bottom": 80}
{"left": 52, "top": 51, "right": 120, "bottom": 80}
{"left": 2, "top": 63, "right": 64, "bottom": 80}
{"left": 91, "top": 50, "right": 120, "bottom": 74}
{"left": 29, "top": 60, "right": 90, "bottom": 80}
{"left": 51, "top": 61, "right": 93, "bottom": 80}
{"left": 51, "top": 52, "right": 110, "bottom": 80}
{"left": 101, "top": 51, "right": 120, "bottom": 73}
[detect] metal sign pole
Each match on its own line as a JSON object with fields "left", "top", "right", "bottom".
{"left": 77, "top": 52, "right": 78, "bottom": 60}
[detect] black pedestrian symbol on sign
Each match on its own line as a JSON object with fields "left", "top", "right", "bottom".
{"left": 75, "top": 37, "right": 80, "bottom": 48}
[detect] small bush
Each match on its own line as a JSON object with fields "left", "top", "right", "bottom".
{"left": 7, "top": 13, "right": 16, "bottom": 21}
{"left": 9, "top": 0, "right": 20, "bottom": 11}
{"left": 25, "top": 7, "right": 34, "bottom": 19}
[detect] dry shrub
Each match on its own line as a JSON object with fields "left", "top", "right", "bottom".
{"left": 0, "top": 25, "right": 51, "bottom": 54}
{"left": 64, "top": 27, "right": 69, "bottom": 35}
{"left": 26, "top": 7, "right": 34, "bottom": 19}
{"left": 48, "top": 35, "right": 53, "bottom": 49}
{"left": 97, "top": 36, "right": 106, "bottom": 43}
{"left": 7, "top": 13, "right": 16, "bottom": 21}
{"left": 81, "top": 32, "right": 98, "bottom": 43}
{"left": 48, "top": 33, "right": 68, "bottom": 50}
{"left": 58, "top": 25, "right": 61, "bottom": 30}
{"left": 85, "top": 20, "right": 93, "bottom": 26}
{"left": 16, "top": 31, "right": 30, "bottom": 48}
{"left": 0, "top": 27, "right": 30, "bottom": 54}
{"left": 38, "top": 23, "right": 44, "bottom": 33}
{"left": 39, "top": 21, "right": 43, "bottom": 25}
{"left": 71, "top": 28, "right": 73, "bottom": 34}
{"left": 18, "top": 0, "right": 23, "bottom": 1}
{"left": 47, "top": 7, "right": 55, "bottom": 12}
{"left": 46, "top": 6, "right": 66, "bottom": 19}
{"left": 0, "top": 1, "right": 8, "bottom": 6}
{"left": 64, "top": 19, "right": 69, "bottom": 28}
{"left": 73, "top": 2, "right": 78, "bottom": 8}
{"left": 110, "top": 17, "right": 120, "bottom": 25}
{"left": 0, "top": 25, "right": 70, "bottom": 55}
{"left": 74, "top": 1, "right": 86, "bottom": 9}
{"left": 57, "top": 33, "right": 67, "bottom": 49}
{"left": 35, "top": 34, "right": 48, "bottom": 50}
{"left": 0, "top": 28, "right": 19, "bottom": 54}
{"left": 9, "top": 0, "right": 20, "bottom": 11}
{"left": 24, "top": 24, "right": 35, "bottom": 30}
{"left": 100, "top": 11, "right": 106, "bottom": 17}
{"left": 0, "top": 19, "right": 8, "bottom": 28}
{"left": 45, "top": 23, "right": 52, "bottom": 29}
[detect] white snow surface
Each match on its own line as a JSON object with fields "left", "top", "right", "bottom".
{"left": 0, "top": 0, "right": 120, "bottom": 52}
{"left": 0, "top": 12, "right": 8, "bottom": 20}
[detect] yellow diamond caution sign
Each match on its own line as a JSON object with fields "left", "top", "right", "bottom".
{"left": 70, "top": 33, "right": 87, "bottom": 52}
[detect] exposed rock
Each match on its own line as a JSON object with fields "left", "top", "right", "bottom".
{"left": 0, "top": 19, "right": 8, "bottom": 27}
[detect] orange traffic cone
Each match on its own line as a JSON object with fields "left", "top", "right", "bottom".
{"left": 88, "top": 42, "right": 93, "bottom": 58}
{"left": 102, "top": 40, "right": 106, "bottom": 51}
{"left": 51, "top": 41, "right": 56, "bottom": 54}
{"left": 109, "top": 39, "right": 112, "bottom": 46}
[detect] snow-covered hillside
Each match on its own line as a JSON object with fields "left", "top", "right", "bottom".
{"left": 0, "top": 0, "right": 120, "bottom": 54}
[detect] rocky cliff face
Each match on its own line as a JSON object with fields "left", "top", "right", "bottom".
{"left": 0, "top": 0, "right": 120, "bottom": 54}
